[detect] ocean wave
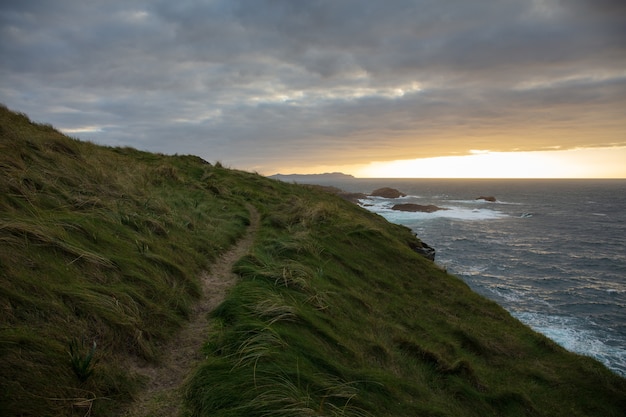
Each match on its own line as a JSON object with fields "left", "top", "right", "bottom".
{"left": 487, "top": 286, "right": 524, "bottom": 303}
{"left": 455, "top": 265, "right": 489, "bottom": 277}
{"left": 448, "top": 199, "right": 522, "bottom": 206}
{"left": 356, "top": 179, "right": 626, "bottom": 377}
{"left": 512, "top": 311, "right": 626, "bottom": 377}
{"left": 360, "top": 198, "right": 509, "bottom": 221}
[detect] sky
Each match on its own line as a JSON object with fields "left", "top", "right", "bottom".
{"left": 1, "top": 0, "right": 625, "bottom": 178}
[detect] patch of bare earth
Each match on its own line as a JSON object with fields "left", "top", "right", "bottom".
{"left": 120, "top": 205, "right": 260, "bottom": 417}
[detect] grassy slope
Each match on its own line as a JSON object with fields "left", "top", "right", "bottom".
{"left": 1, "top": 105, "right": 625, "bottom": 416}
{"left": 186, "top": 189, "right": 626, "bottom": 417}
{"left": 0, "top": 106, "right": 252, "bottom": 416}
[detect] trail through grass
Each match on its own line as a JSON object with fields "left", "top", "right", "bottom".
{"left": 121, "top": 205, "right": 260, "bottom": 417}
{"left": 2, "top": 105, "right": 625, "bottom": 417}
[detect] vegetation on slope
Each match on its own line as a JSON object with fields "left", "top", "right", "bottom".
{"left": 1, "top": 105, "right": 625, "bottom": 416}
{"left": 185, "top": 188, "right": 626, "bottom": 417}
{"left": 0, "top": 106, "right": 252, "bottom": 416}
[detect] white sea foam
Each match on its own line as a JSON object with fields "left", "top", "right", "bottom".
{"left": 359, "top": 198, "right": 509, "bottom": 222}
{"left": 449, "top": 199, "right": 521, "bottom": 206}
{"left": 353, "top": 179, "right": 626, "bottom": 377}
{"left": 488, "top": 286, "right": 524, "bottom": 303}
{"left": 454, "top": 264, "right": 489, "bottom": 277}
{"left": 512, "top": 311, "right": 626, "bottom": 377}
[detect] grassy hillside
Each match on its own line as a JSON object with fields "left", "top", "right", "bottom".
{"left": 1, "top": 105, "right": 625, "bottom": 416}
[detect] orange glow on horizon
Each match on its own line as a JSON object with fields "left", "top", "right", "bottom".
{"left": 351, "top": 147, "right": 626, "bottom": 178}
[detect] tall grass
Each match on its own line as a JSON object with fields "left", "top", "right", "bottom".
{"left": 2, "top": 105, "right": 625, "bottom": 416}
{"left": 0, "top": 105, "right": 252, "bottom": 416}
{"left": 185, "top": 181, "right": 626, "bottom": 417}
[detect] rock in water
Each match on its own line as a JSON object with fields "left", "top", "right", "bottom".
{"left": 370, "top": 187, "right": 407, "bottom": 198}
{"left": 409, "top": 240, "right": 436, "bottom": 261}
{"left": 392, "top": 203, "right": 447, "bottom": 213}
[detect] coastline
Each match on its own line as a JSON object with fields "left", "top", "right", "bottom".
{"left": 3, "top": 108, "right": 625, "bottom": 416}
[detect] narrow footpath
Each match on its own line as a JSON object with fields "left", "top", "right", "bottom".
{"left": 121, "top": 205, "right": 260, "bottom": 417}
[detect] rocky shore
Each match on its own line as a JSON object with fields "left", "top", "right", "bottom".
{"left": 311, "top": 185, "right": 503, "bottom": 261}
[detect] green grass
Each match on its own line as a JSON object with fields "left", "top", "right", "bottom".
{"left": 185, "top": 185, "right": 626, "bottom": 416}
{"left": 1, "top": 104, "right": 625, "bottom": 416}
{"left": 0, "top": 106, "right": 251, "bottom": 416}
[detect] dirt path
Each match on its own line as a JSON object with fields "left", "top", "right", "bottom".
{"left": 121, "top": 205, "right": 260, "bottom": 417}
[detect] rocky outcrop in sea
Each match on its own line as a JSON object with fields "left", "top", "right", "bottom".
{"left": 370, "top": 187, "right": 406, "bottom": 198}
{"left": 392, "top": 203, "right": 448, "bottom": 213}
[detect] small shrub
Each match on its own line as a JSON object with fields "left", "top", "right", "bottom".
{"left": 68, "top": 336, "right": 97, "bottom": 382}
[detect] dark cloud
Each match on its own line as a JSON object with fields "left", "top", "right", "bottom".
{"left": 1, "top": 0, "right": 624, "bottom": 173}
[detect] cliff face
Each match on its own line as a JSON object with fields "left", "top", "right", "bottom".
{"left": 2, "top": 106, "right": 625, "bottom": 417}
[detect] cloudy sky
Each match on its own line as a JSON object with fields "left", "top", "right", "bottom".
{"left": 1, "top": 0, "right": 625, "bottom": 177}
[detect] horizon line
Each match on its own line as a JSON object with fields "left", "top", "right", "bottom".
{"left": 267, "top": 173, "right": 626, "bottom": 180}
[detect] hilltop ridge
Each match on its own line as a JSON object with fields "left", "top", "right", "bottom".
{"left": 1, "top": 105, "right": 625, "bottom": 417}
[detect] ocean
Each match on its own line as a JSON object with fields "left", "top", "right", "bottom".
{"left": 312, "top": 178, "right": 626, "bottom": 377}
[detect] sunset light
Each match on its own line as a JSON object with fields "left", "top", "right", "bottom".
{"left": 2, "top": 1, "right": 625, "bottom": 177}
{"left": 355, "top": 147, "right": 626, "bottom": 179}
{"left": 3, "top": 1, "right": 626, "bottom": 413}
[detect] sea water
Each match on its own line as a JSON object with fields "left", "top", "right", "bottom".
{"left": 315, "top": 178, "right": 626, "bottom": 377}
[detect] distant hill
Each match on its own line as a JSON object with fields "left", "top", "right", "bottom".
{"left": 2, "top": 105, "right": 625, "bottom": 417}
{"left": 269, "top": 172, "right": 355, "bottom": 183}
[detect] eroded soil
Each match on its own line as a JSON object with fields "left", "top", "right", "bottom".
{"left": 121, "top": 205, "right": 260, "bottom": 417}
